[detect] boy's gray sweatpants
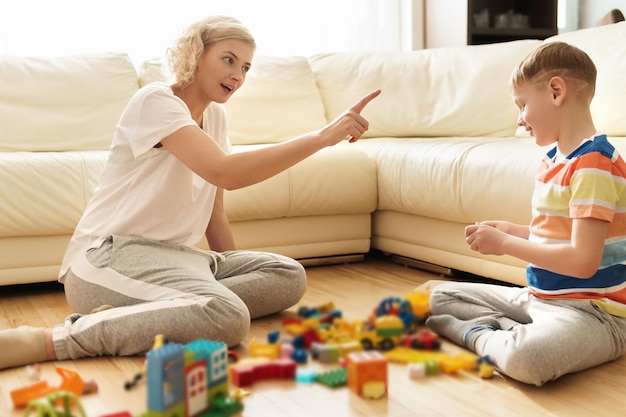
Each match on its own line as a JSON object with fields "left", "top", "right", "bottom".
{"left": 430, "top": 282, "right": 626, "bottom": 386}
{"left": 53, "top": 235, "right": 307, "bottom": 361}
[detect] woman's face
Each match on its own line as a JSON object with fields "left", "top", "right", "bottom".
{"left": 194, "top": 38, "right": 254, "bottom": 103}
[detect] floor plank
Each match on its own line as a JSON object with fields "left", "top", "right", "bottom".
{"left": 0, "top": 254, "right": 624, "bottom": 416}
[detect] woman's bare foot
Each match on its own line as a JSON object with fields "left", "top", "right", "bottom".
{"left": 0, "top": 326, "right": 54, "bottom": 370}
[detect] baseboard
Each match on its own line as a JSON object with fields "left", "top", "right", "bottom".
{"left": 298, "top": 253, "right": 365, "bottom": 267}
{"left": 390, "top": 254, "right": 453, "bottom": 277}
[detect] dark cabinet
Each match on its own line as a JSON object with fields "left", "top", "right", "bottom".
{"left": 468, "top": 0, "right": 558, "bottom": 45}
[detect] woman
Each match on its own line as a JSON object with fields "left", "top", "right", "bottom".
{"left": 0, "top": 15, "right": 380, "bottom": 370}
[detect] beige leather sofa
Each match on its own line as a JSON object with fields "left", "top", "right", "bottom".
{"left": 1, "top": 22, "right": 625, "bottom": 287}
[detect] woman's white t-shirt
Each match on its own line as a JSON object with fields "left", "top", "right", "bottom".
{"left": 59, "top": 82, "right": 231, "bottom": 279}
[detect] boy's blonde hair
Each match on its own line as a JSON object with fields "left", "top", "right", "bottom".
{"left": 510, "top": 41, "right": 597, "bottom": 100}
{"left": 167, "top": 15, "right": 256, "bottom": 87}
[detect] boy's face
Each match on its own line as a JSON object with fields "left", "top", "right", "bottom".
{"left": 195, "top": 39, "right": 254, "bottom": 104}
{"left": 511, "top": 80, "right": 559, "bottom": 147}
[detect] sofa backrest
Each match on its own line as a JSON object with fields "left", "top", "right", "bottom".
{"left": 5, "top": 21, "right": 622, "bottom": 154}
{"left": 139, "top": 55, "right": 329, "bottom": 146}
{"left": 0, "top": 53, "right": 139, "bottom": 152}
{"left": 309, "top": 39, "right": 542, "bottom": 139}
{"left": 223, "top": 56, "right": 328, "bottom": 145}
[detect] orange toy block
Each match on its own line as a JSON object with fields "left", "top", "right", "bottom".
{"left": 10, "top": 367, "right": 85, "bottom": 408}
{"left": 346, "top": 351, "right": 388, "bottom": 398}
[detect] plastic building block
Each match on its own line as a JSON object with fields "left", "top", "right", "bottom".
{"left": 146, "top": 341, "right": 186, "bottom": 416}
{"left": 295, "top": 369, "right": 318, "bottom": 383}
{"left": 248, "top": 337, "right": 281, "bottom": 359}
{"left": 439, "top": 352, "right": 479, "bottom": 374}
{"left": 145, "top": 338, "right": 233, "bottom": 417}
{"left": 201, "top": 395, "right": 244, "bottom": 417}
{"left": 23, "top": 391, "right": 86, "bottom": 417}
{"left": 362, "top": 381, "right": 386, "bottom": 399}
{"left": 408, "top": 363, "right": 426, "bottom": 379}
{"left": 315, "top": 368, "right": 348, "bottom": 388}
{"left": 11, "top": 380, "right": 51, "bottom": 408}
{"left": 83, "top": 379, "right": 98, "bottom": 394}
{"left": 297, "top": 301, "right": 336, "bottom": 318}
{"left": 338, "top": 340, "right": 363, "bottom": 357}
{"left": 290, "top": 348, "right": 308, "bottom": 364}
{"left": 280, "top": 343, "right": 294, "bottom": 359}
{"left": 11, "top": 367, "right": 86, "bottom": 408}
{"left": 375, "top": 297, "right": 416, "bottom": 332}
{"left": 229, "top": 358, "right": 297, "bottom": 388}
{"left": 230, "top": 365, "right": 254, "bottom": 388}
{"left": 357, "top": 316, "right": 404, "bottom": 351}
{"left": 300, "top": 328, "right": 322, "bottom": 349}
{"left": 267, "top": 330, "right": 280, "bottom": 344}
{"left": 291, "top": 334, "right": 306, "bottom": 349}
{"left": 403, "top": 289, "right": 432, "bottom": 323}
{"left": 346, "top": 351, "right": 388, "bottom": 397}
{"left": 477, "top": 355, "right": 495, "bottom": 379}
{"left": 25, "top": 364, "right": 41, "bottom": 381}
{"left": 227, "top": 350, "right": 240, "bottom": 364}
{"left": 424, "top": 359, "right": 440, "bottom": 376}
{"left": 401, "top": 330, "right": 441, "bottom": 351}
{"left": 310, "top": 343, "right": 340, "bottom": 364}
{"left": 478, "top": 361, "right": 495, "bottom": 378}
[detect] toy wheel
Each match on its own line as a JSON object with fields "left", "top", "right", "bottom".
{"left": 380, "top": 338, "right": 395, "bottom": 351}
{"left": 361, "top": 339, "right": 374, "bottom": 351}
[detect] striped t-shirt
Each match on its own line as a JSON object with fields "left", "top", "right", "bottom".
{"left": 527, "top": 134, "right": 626, "bottom": 316}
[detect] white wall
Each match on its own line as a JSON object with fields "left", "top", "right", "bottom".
{"left": 401, "top": 0, "right": 426, "bottom": 50}
{"left": 579, "top": 0, "right": 626, "bottom": 28}
{"left": 0, "top": 0, "right": 407, "bottom": 64}
{"left": 424, "top": 0, "right": 467, "bottom": 48}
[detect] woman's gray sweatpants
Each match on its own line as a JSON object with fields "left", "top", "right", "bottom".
{"left": 430, "top": 282, "right": 626, "bottom": 386}
{"left": 53, "top": 235, "right": 307, "bottom": 361}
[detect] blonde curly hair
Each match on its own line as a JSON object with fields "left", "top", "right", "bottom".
{"left": 167, "top": 16, "right": 256, "bottom": 88}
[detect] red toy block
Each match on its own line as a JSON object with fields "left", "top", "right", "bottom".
{"left": 230, "top": 359, "right": 297, "bottom": 388}
{"left": 301, "top": 328, "right": 322, "bottom": 349}
{"left": 230, "top": 366, "right": 254, "bottom": 388}
{"left": 282, "top": 317, "right": 303, "bottom": 326}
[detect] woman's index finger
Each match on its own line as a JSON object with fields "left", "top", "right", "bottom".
{"left": 350, "top": 89, "right": 381, "bottom": 114}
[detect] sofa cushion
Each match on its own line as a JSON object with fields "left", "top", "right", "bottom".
{"left": 355, "top": 137, "right": 546, "bottom": 225}
{"left": 309, "top": 39, "right": 542, "bottom": 139}
{"left": 0, "top": 53, "right": 138, "bottom": 151}
{"left": 0, "top": 151, "right": 107, "bottom": 237}
{"left": 224, "top": 143, "right": 377, "bottom": 220}
{"left": 546, "top": 21, "right": 626, "bottom": 136}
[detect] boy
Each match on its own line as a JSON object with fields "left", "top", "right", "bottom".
{"left": 427, "top": 41, "right": 626, "bottom": 386}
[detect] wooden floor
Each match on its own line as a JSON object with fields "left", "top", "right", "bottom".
{"left": 1, "top": 253, "right": 625, "bottom": 417}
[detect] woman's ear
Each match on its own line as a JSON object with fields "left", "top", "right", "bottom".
{"left": 549, "top": 76, "right": 567, "bottom": 106}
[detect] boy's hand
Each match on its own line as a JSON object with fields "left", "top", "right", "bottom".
{"left": 465, "top": 223, "right": 506, "bottom": 255}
